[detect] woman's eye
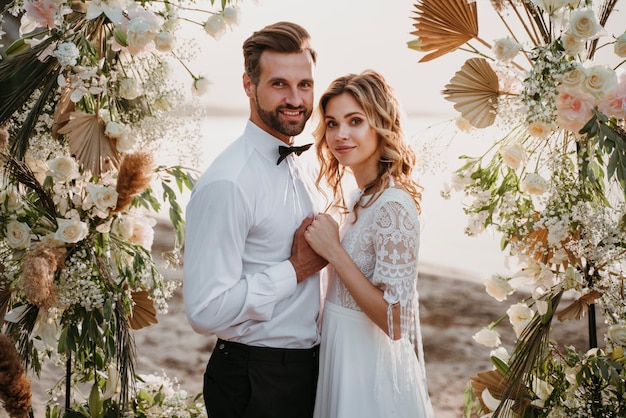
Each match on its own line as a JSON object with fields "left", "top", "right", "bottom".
{"left": 326, "top": 120, "right": 337, "bottom": 128}
{"left": 351, "top": 118, "right": 363, "bottom": 125}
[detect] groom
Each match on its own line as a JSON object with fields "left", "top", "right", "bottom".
{"left": 183, "top": 21, "right": 327, "bottom": 418}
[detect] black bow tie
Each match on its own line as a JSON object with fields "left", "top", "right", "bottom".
{"left": 276, "top": 143, "right": 313, "bottom": 165}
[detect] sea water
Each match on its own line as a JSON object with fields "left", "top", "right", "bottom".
{"left": 176, "top": 113, "right": 515, "bottom": 284}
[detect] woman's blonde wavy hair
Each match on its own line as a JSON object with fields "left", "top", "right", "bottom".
{"left": 313, "top": 69, "right": 423, "bottom": 220}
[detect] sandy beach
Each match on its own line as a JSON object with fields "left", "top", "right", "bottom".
{"left": 16, "top": 218, "right": 599, "bottom": 418}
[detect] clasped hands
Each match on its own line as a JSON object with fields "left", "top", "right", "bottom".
{"left": 289, "top": 213, "right": 340, "bottom": 283}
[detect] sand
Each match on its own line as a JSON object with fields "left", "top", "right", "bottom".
{"left": 13, "top": 219, "right": 600, "bottom": 418}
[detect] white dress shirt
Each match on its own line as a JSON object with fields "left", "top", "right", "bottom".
{"left": 183, "top": 120, "right": 323, "bottom": 348}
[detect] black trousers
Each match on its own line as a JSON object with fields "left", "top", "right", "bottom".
{"left": 204, "top": 339, "right": 319, "bottom": 418}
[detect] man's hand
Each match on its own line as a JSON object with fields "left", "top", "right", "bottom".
{"left": 289, "top": 214, "right": 329, "bottom": 283}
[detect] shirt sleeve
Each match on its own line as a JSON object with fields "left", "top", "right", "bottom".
{"left": 372, "top": 199, "right": 420, "bottom": 340}
{"left": 183, "top": 179, "right": 297, "bottom": 335}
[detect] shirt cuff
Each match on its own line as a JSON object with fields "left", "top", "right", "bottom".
{"left": 266, "top": 261, "right": 298, "bottom": 300}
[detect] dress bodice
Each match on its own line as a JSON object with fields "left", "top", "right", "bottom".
{"left": 325, "top": 186, "right": 421, "bottom": 340}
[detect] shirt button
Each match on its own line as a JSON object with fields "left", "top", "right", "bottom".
{"left": 219, "top": 343, "right": 225, "bottom": 350}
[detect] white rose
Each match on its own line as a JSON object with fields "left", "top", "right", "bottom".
{"left": 608, "top": 323, "right": 626, "bottom": 346}
{"left": 192, "top": 77, "right": 211, "bottom": 96}
{"left": 154, "top": 31, "right": 175, "bottom": 52}
{"left": 128, "top": 216, "right": 155, "bottom": 250}
{"left": 55, "top": 218, "right": 89, "bottom": 244}
{"left": 86, "top": 183, "right": 118, "bottom": 211}
{"left": 561, "top": 32, "right": 585, "bottom": 56}
{"left": 584, "top": 65, "right": 618, "bottom": 99}
{"left": 53, "top": 42, "right": 80, "bottom": 67}
{"left": 127, "top": 15, "right": 160, "bottom": 50}
{"left": 47, "top": 156, "right": 79, "bottom": 183}
{"left": 104, "top": 120, "right": 125, "bottom": 139}
{"left": 223, "top": 6, "right": 241, "bottom": 27}
{"left": 499, "top": 143, "right": 527, "bottom": 169}
{"left": 484, "top": 275, "right": 514, "bottom": 301}
{"left": 527, "top": 121, "right": 553, "bottom": 139}
{"left": 472, "top": 327, "right": 501, "bottom": 348}
{"left": 114, "top": 214, "right": 155, "bottom": 250}
{"left": 530, "top": 0, "right": 568, "bottom": 14}
{"left": 507, "top": 302, "right": 534, "bottom": 337}
{"left": 492, "top": 37, "right": 521, "bottom": 62}
{"left": 119, "top": 78, "right": 143, "bottom": 100}
{"left": 6, "top": 220, "right": 31, "bottom": 249}
{"left": 203, "top": 14, "right": 227, "bottom": 40}
{"left": 615, "top": 32, "right": 626, "bottom": 58}
{"left": 1, "top": 187, "right": 23, "bottom": 212}
{"left": 569, "top": 8, "right": 602, "bottom": 40}
{"left": 520, "top": 173, "right": 549, "bottom": 195}
{"left": 116, "top": 133, "right": 136, "bottom": 153}
{"left": 490, "top": 347, "right": 510, "bottom": 364}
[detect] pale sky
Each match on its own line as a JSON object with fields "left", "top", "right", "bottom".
{"left": 185, "top": 0, "right": 459, "bottom": 117}
{"left": 184, "top": 0, "right": 626, "bottom": 118}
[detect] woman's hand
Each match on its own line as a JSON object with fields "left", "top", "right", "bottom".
{"left": 303, "top": 213, "right": 341, "bottom": 262}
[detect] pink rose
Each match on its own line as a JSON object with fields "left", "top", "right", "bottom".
{"left": 24, "top": 0, "right": 59, "bottom": 28}
{"left": 555, "top": 87, "right": 597, "bottom": 133}
{"left": 598, "top": 81, "right": 626, "bottom": 120}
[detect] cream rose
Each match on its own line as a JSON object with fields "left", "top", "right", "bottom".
{"left": 473, "top": 327, "right": 501, "bottom": 348}
{"left": 484, "top": 275, "right": 514, "bottom": 301}
{"left": 568, "top": 8, "right": 602, "bottom": 40}
{"left": 492, "top": 37, "right": 521, "bottom": 62}
{"left": 203, "top": 14, "right": 227, "bottom": 40}
{"left": 584, "top": 65, "right": 618, "bottom": 99}
{"left": 6, "top": 220, "right": 31, "bottom": 249}
{"left": 527, "top": 121, "right": 553, "bottom": 139}
{"left": 499, "top": 143, "right": 527, "bottom": 170}
{"left": 561, "top": 32, "right": 584, "bottom": 56}
{"left": 154, "top": 31, "right": 175, "bottom": 52}
{"left": 114, "top": 214, "right": 155, "bottom": 250}
{"left": 192, "top": 77, "right": 211, "bottom": 96}
{"left": 126, "top": 13, "right": 161, "bottom": 52}
{"left": 615, "top": 32, "right": 626, "bottom": 58}
{"left": 55, "top": 218, "right": 89, "bottom": 244}
{"left": 507, "top": 302, "right": 534, "bottom": 337}
{"left": 521, "top": 173, "right": 549, "bottom": 195}
{"left": 608, "top": 323, "right": 626, "bottom": 346}
{"left": 119, "top": 78, "right": 143, "bottom": 100}
{"left": 560, "top": 63, "right": 587, "bottom": 89}
{"left": 86, "top": 183, "right": 118, "bottom": 211}
{"left": 46, "top": 156, "right": 79, "bottom": 183}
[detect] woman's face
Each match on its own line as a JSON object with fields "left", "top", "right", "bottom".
{"left": 323, "top": 92, "right": 380, "bottom": 186}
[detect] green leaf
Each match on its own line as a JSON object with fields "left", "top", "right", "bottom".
{"left": 88, "top": 383, "right": 103, "bottom": 418}
{"left": 4, "top": 38, "right": 30, "bottom": 56}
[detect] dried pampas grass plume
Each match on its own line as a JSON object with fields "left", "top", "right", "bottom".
{"left": 0, "top": 125, "right": 8, "bottom": 150}
{"left": 21, "top": 243, "right": 65, "bottom": 310}
{"left": 114, "top": 152, "right": 155, "bottom": 212}
{"left": 0, "top": 334, "right": 32, "bottom": 418}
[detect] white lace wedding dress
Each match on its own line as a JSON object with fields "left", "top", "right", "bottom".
{"left": 313, "top": 186, "right": 435, "bottom": 418}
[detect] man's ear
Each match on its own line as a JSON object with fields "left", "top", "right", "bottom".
{"left": 243, "top": 73, "right": 254, "bottom": 98}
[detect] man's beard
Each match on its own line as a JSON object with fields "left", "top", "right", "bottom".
{"left": 255, "top": 96, "right": 311, "bottom": 137}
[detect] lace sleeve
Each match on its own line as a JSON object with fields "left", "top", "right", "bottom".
{"left": 372, "top": 199, "right": 420, "bottom": 340}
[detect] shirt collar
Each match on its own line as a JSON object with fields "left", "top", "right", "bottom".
{"left": 244, "top": 120, "right": 288, "bottom": 165}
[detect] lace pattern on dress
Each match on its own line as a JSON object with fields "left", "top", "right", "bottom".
{"left": 324, "top": 187, "right": 428, "bottom": 388}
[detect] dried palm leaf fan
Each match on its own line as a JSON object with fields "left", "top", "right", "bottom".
{"left": 410, "top": 0, "right": 479, "bottom": 62}
{"left": 56, "top": 111, "right": 120, "bottom": 176}
{"left": 129, "top": 290, "right": 158, "bottom": 330}
{"left": 470, "top": 369, "right": 531, "bottom": 415}
{"left": 443, "top": 58, "right": 499, "bottom": 128}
